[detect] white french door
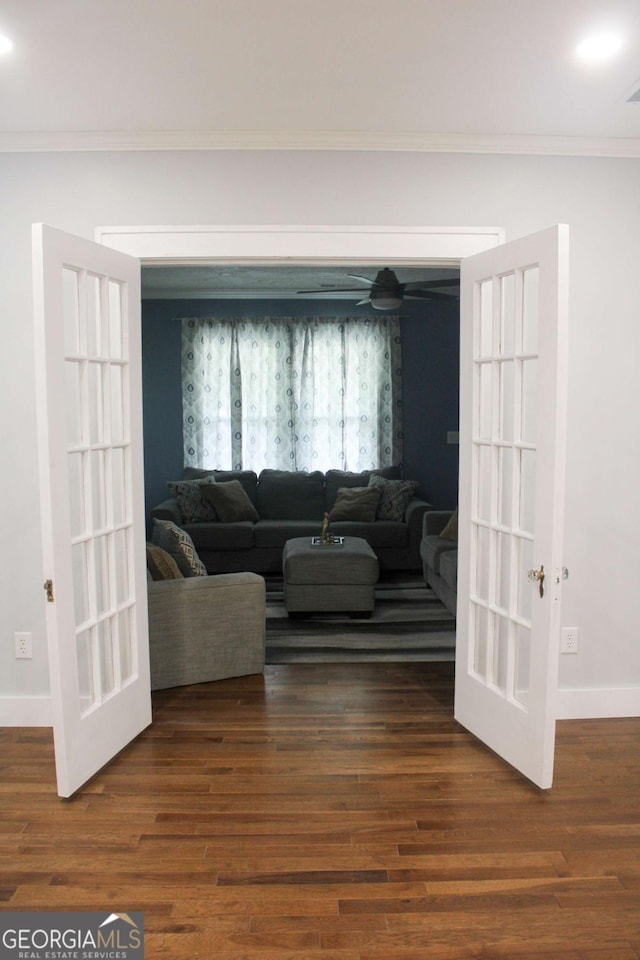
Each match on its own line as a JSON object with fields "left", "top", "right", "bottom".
{"left": 33, "top": 224, "right": 151, "bottom": 798}
{"left": 455, "top": 225, "right": 569, "bottom": 789}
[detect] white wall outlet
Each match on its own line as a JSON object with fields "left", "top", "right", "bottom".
{"left": 560, "top": 627, "right": 579, "bottom": 654}
{"left": 14, "top": 631, "right": 32, "bottom": 659}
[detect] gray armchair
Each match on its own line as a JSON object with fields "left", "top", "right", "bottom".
{"left": 147, "top": 572, "right": 266, "bottom": 691}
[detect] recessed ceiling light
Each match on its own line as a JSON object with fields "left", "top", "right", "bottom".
{"left": 0, "top": 33, "right": 13, "bottom": 54}
{"left": 575, "top": 32, "right": 623, "bottom": 62}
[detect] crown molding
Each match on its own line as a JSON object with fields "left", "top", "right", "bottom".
{"left": 1, "top": 129, "right": 640, "bottom": 158}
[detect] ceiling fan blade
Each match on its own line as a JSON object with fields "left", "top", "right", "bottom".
{"left": 404, "top": 290, "right": 459, "bottom": 302}
{"left": 402, "top": 278, "right": 460, "bottom": 291}
{"left": 356, "top": 297, "right": 372, "bottom": 306}
{"left": 296, "top": 287, "right": 371, "bottom": 295}
{"left": 347, "top": 274, "right": 376, "bottom": 286}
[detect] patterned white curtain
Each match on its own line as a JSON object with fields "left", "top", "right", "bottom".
{"left": 181, "top": 316, "right": 402, "bottom": 472}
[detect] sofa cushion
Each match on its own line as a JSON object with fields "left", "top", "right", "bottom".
{"left": 328, "top": 486, "right": 381, "bottom": 522}
{"left": 440, "top": 548, "right": 458, "bottom": 591}
{"left": 152, "top": 519, "right": 208, "bottom": 577}
{"left": 420, "top": 534, "right": 457, "bottom": 575}
{"left": 368, "top": 475, "right": 419, "bottom": 521}
{"left": 200, "top": 480, "right": 260, "bottom": 522}
{"left": 253, "top": 519, "right": 320, "bottom": 548}
{"left": 146, "top": 543, "right": 184, "bottom": 581}
{"left": 324, "top": 466, "right": 400, "bottom": 511}
{"left": 330, "top": 520, "right": 408, "bottom": 548}
{"left": 166, "top": 477, "right": 217, "bottom": 523}
{"left": 182, "top": 468, "right": 259, "bottom": 506}
{"left": 257, "top": 469, "right": 325, "bottom": 520}
{"left": 186, "top": 521, "right": 255, "bottom": 552}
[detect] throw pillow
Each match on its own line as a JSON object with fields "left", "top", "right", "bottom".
{"left": 152, "top": 518, "right": 208, "bottom": 577}
{"left": 439, "top": 507, "right": 459, "bottom": 541}
{"left": 329, "top": 486, "right": 381, "bottom": 522}
{"left": 200, "top": 480, "right": 260, "bottom": 523}
{"left": 146, "top": 543, "right": 184, "bottom": 581}
{"left": 167, "top": 477, "right": 218, "bottom": 523}
{"left": 368, "top": 474, "right": 419, "bottom": 522}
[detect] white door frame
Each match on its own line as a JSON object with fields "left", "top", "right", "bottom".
{"left": 95, "top": 224, "right": 504, "bottom": 266}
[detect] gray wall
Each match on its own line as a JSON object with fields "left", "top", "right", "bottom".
{"left": 1, "top": 148, "right": 639, "bottom": 717}
{"left": 141, "top": 297, "right": 460, "bottom": 516}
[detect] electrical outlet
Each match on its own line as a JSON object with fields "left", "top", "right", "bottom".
{"left": 14, "top": 632, "right": 32, "bottom": 659}
{"left": 560, "top": 627, "right": 579, "bottom": 654}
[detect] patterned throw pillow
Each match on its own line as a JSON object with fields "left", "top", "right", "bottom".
{"left": 167, "top": 476, "right": 218, "bottom": 523}
{"left": 368, "top": 474, "right": 419, "bottom": 522}
{"left": 146, "top": 543, "right": 184, "bottom": 581}
{"left": 152, "top": 519, "right": 207, "bottom": 577}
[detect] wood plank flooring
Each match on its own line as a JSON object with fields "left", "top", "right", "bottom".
{"left": 1, "top": 662, "right": 639, "bottom": 959}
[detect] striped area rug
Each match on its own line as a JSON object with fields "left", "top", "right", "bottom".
{"left": 265, "top": 572, "right": 456, "bottom": 663}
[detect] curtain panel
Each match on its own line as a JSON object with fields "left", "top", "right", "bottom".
{"left": 181, "top": 316, "right": 403, "bottom": 473}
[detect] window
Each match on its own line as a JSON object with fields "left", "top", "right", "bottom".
{"left": 181, "top": 316, "right": 402, "bottom": 472}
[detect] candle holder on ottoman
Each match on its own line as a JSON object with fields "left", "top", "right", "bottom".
{"left": 282, "top": 535, "right": 379, "bottom": 618}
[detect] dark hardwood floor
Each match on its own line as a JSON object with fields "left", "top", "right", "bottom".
{"left": 1, "top": 662, "right": 639, "bottom": 959}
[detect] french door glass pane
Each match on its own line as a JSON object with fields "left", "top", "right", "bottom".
{"left": 473, "top": 603, "right": 489, "bottom": 677}
{"left": 108, "top": 280, "right": 124, "bottom": 359}
{"left": 76, "top": 629, "right": 93, "bottom": 705}
{"left": 475, "top": 524, "right": 490, "bottom": 601}
{"left": 63, "top": 267, "right": 81, "bottom": 356}
{"left": 88, "top": 362, "right": 105, "bottom": 445}
{"left": 476, "top": 444, "right": 492, "bottom": 523}
{"left": 495, "top": 531, "right": 511, "bottom": 612}
{"left": 111, "top": 447, "right": 127, "bottom": 525}
{"left": 521, "top": 359, "right": 538, "bottom": 443}
{"left": 519, "top": 448, "right": 536, "bottom": 535}
{"left": 478, "top": 364, "right": 492, "bottom": 440}
{"left": 110, "top": 365, "right": 125, "bottom": 442}
{"left": 114, "top": 528, "right": 131, "bottom": 605}
{"left": 516, "top": 537, "right": 534, "bottom": 622}
{"left": 72, "top": 542, "right": 89, "bottom": 628}
{"left": 66, "top": 362, "right": 83, "bottom": 446}
{"left": 497, "top": 447, "right": 513, "bottom": 527}
{"left": 522, "top": 266, "right": 539, "bottom": 355}
{"left": 68, "top": 452, "right": 86, "bottom": 538}
{"left": 499, "top": 273, "right": 515, "bottom": 356}
{"left": 94, "top": 535, "right": 111, "bottom": 618}
{"left": 119, "top": 608, "right": 134, "bottom": 684}
{"left": 493, "top": 615, "right": 510, "bottom": 693}
{"left": 479, "top": 280, "right": 493, "bottom": 357}
{"left": 498, "top": 361, "right": 515, "bottom": 442}
{"left": 87, "top": 274, "right": 102, "bottom": 359}
{"left": 91, "top": 450, "right": 107, "bottom": 531}
{"left": 99, "top": 618, "right": 115, "bottom": 696}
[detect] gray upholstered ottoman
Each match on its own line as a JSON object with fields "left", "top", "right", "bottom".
{"left": 283, "top": 536, "right": 379, "bottom": 617}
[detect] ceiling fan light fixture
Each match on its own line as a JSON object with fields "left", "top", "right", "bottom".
{"left": 371, "top": 295, "right": 403, "bottom": 310}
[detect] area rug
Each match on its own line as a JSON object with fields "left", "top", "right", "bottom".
{"left": 265, "top": 573, "right": 456, "bottom": 663}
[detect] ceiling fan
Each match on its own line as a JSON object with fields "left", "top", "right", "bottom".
{"left": 297, "top": 267, "right": 460, "bottom": 310}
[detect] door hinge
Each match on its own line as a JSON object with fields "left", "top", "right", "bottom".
{"left": 44, "top": 579, "right": 55, "bottom": 603}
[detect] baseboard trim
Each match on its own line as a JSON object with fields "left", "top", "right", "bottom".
{"left": 557, "top": 686, "right": 640, "bottom": 720}
{"left": 0, "top": 697, "right": 52, "bottom": 727}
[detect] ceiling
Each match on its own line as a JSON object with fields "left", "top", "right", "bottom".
{"left": 1, "top": 0, "right": 640, "bottom": 153}
{"left": 141, "top": 264, "right": 460, "bottom": 301}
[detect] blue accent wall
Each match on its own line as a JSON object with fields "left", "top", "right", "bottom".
{"left": 142, "top": 297, "right": 459, "bottom": 517}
